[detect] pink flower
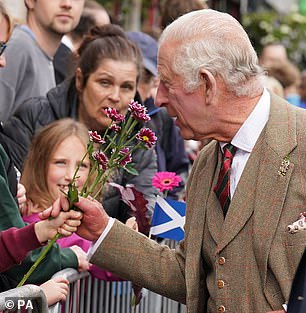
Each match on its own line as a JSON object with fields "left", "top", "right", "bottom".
{"left": 89, "top": 131, "right": 105, "bottom": 144}
{"left": 136, "top": 128, "right": 157, "bottom": 149}
{"left": 152, "top": 172, "right": 182, "bottom": 192}
{"left": 104, "top": 108, "right": 125, "bottom": 122}
{"left": 128, "top": 100, "right": 150, "bottom": 122}
{"left": 109, "top": 123, "right": 121, "bottom": 133}
{"left": 119, "top": 147, "right": 132, "bottom": 167}
{"left": 92, "top": 151, "right": 108, "bottom": 170}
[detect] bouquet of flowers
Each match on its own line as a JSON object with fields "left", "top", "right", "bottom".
{"left": 18, "top": 100, "right": 157, "bottom": 287}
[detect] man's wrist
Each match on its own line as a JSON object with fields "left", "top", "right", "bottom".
{"left": 87, "top": 217, "right": 115, "bottom": 260}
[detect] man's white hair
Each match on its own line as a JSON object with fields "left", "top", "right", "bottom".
{"left": 159, "top": 9, "right": 264, "bottom": 97}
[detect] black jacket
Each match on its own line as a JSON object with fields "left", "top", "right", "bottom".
{"left": 1, "top": 80, "right": 158, "bottom": 222}
{"left": 287, "top": 248, "right": 306, "bottom": 313}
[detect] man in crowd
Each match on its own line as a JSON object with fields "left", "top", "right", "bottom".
{"left": 43, "top": 9, "right": 305, "bottom": 313}
{"left": 0, "top": 0, "right": 84, "bottom": 121}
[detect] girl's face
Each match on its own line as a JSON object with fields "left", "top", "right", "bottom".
{"left": 76, "top": 58, "right": 138, "bottom": 131}
{"left": 47, "top": 135, "right": 90, "bottom": 200}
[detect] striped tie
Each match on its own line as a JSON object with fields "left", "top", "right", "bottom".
{"left": 214, "top": 144, "right": 237, "bottom": 217}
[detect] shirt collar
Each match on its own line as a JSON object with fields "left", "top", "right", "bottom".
{"left": 221, "top": 88, "right": 270, "bottom": 153}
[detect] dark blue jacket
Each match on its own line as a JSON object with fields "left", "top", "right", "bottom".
{"left": 287, "top": 248, "right": 306, "bottom": 313}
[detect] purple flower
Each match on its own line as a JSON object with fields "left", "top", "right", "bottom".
{"left": 89, "top": 131, "right": 105, "bottom": 144}
{"left": 105, "top": 108, "right": 125, "bottom": 122}
{"left": 119, "top": 147, "right": 132, "bottom": 167}
{"left": 109, "top": 123, "right": 122, "bottom": 133}
{"left": 92, "top": 151, "right": 108, "bottom": 170}
{"left": 128, "top": 100, "right": 151, "bottom": 122}
{"left": 136, "top": 128, "right": 157, "bottom": 149}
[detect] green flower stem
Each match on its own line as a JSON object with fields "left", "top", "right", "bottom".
{"left": 125, "top": 119, "right": 139, "bottom": 138}
{"left": 80, "top": 162, "right": 98, "bottom": 196}
{"left": 92, "top": 172, "right": 112, "bottom": 200}
{"left": 17, "top": 233, "right": 62, "bottom": 287}
{"left": 102, "top": 127, "right": 110, "bottom": 140}
{"left": 123, "top": 133, "right": 139, "bottom": 148}
{"left": 72, "top": 150, "right": 89, "bottom": 182}
{"left": 116, "top": 116, "right": 134, "bottom": 147}
{"left": 83, "top": 169, "right": 107, "bottom": 198}
{"left": 103, "top": 133, "right": 118, "bottom": 154}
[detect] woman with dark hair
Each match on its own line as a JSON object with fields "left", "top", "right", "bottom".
{"left": 1, "top": 23, "right": 158, "bottom": 223}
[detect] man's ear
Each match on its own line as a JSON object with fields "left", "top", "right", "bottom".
{"left": 24, "top": 0, "right": 35, "bottom": 10}
{"left": 199, "top": 69, "right": 217, "bottom": 104}
{"left": 75, "top": 68, "right": 84, "bottom": 93}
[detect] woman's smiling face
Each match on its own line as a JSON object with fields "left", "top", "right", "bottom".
{"left": 76, "top": 58, "right": 138, "bottom": 131}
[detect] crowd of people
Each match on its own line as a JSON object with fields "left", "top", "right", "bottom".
{"left": 1, "top": 0, "right": 306, "bottom": 312}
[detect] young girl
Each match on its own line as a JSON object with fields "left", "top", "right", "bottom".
{"left": 21, "top": 118, "right": 134, "bottom": 281}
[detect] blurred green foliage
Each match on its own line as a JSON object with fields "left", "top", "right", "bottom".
{"left": 242, "top": 11, "right": 306, "bottom": 67}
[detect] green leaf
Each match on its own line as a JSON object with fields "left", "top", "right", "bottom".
{"left": 68, "top": 184, "right": 79, "bottom": 208}
{"left": 123, "top": 164, "right": 139, "bottom": 176}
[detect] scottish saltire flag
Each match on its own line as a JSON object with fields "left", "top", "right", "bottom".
{"left": 150, "top": 196, "right": 186, "bottom": 241}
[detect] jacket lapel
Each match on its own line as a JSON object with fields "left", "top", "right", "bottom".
{"left": 216, "top": 93, "right": 297, "bottom": 253}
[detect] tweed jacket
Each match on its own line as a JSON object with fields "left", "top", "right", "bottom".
{"left": 91, "top": 93, "right": 306, "bottom": 313}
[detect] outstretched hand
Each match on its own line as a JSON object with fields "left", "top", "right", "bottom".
{"left": 39, "top": 195, "right": 110, "bottom": 241}
{"left": 35, "top": 210, "right": 82, "bottom": 243}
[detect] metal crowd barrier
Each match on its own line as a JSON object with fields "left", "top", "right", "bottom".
{"left": 48, "top": 268, "right": 186, "bottom": 313}
{"left": 47, "top": 238, "right": 185, "bottom": 313}
{"left": 0, "top": 284, "right": 48, "bottom": 313}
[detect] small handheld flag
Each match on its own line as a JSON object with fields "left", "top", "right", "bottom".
{"left": 150, "top": 196, "right": 186, "bottom": 241}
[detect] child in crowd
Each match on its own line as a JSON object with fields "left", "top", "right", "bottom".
{"left": 21, "top": 118, "right": 136, "bottom": 281}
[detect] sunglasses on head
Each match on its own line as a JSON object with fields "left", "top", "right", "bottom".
{"left": 0, "top": 42, "right": 6, "bottom": 57}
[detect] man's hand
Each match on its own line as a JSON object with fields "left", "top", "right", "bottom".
{"left": 74, "top": 197, "right": 110, "bottom": 241}
{"left": 39, "top": 195, "right": 110, "bottom": 241}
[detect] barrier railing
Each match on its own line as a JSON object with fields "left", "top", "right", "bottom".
{"left": 48, "top": 268, "right": 185, "bottom": 313}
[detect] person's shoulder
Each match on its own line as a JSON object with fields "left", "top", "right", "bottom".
{"left": 7, "top": 26, "right": 35, "bottom": 51}
{"left": 18, "top": 95, "right": 50, "bottom": 115}
{"left": 3, "top": 95, "right": 51, "bottom": 133}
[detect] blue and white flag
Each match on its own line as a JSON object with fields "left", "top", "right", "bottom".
{"left": 150, "top": 196, "right": 186, "bottom": 241}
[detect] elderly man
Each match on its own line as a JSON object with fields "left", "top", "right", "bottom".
{"left": 43, "top": 9, "right": 305, "bottom": 313}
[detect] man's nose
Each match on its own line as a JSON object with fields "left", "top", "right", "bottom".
{"left": 60, "top": 0, "right": 72, "bottom": 9}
